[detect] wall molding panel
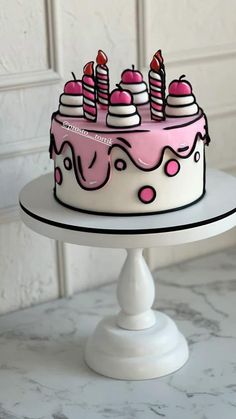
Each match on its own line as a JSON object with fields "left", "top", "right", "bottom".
{"left": 137, "top": 0, "right": 236, "bottom": 69}
{"left": 0, "top": 136, "right": 49, "bottom": 160}
{"left": 0, "top": 0, "right": 62, "bottom": 91}
{"left": 136, "top": 0, "right": 236, "bottom": 271}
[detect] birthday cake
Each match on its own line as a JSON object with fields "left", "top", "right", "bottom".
{"left": 50, "top": 50, "right": 210, "bottom": 215}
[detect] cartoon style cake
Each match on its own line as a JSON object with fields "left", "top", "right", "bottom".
{"left": 50, "top": 49, "right": 210, "bottom": 215}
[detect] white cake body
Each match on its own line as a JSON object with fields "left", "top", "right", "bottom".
{"left": 54, "top": 139, "right": 204, "bottom": 214}
{"left": 50, "top": 107, "right": 209, "bottom": 215}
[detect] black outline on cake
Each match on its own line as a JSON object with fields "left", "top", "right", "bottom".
{"left": 88, "top": 151, "right": 97, "bottom": 168}
{"left": 177, "top": 146, "right": 189, "bottom": 152}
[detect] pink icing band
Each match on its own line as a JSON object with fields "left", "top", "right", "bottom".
{"left": 97, "top": 83, "right": 108, "bottom": 90}
{"left": 99, "top": 92, "right": 109, "bottom": 99}
{"left": 83, "top": 104, "right": 96, "bottom": 114}
{"left": 83, "top": 76, "right": 95, "bottom": 86}
{"left": 97, "top": 74, "right": 108, "bottom": 80}
{"left": 150, "top": 79, "right": 162, "bottom": 87}
{"left": 83, "top": 90, "right": 95, "bottom": 100}
{"left": 151, "top": 102, "right": 163, "bottom": 111}
{"left": 150, "top": 90, "right": 162, "bottom": 98}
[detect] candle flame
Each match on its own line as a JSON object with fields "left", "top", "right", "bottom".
{"left": 154, "top": 49, "right": 163, "bottom": 64}
{"left": 150, "top": 56, "right": 161, "bottom": 72}
{"left": 96, "top": 50, "right": 108, "bottom": 65}
{"left": 83, "top": 61, "right": 94, "bottom": 76}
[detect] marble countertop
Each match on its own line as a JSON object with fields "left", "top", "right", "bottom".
{"left": 0, "top": 247, "right": 236, "bottom": 419}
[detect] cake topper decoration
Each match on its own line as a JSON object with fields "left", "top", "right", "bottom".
{"left": 58, "top": 72, "right": 83, "bottom": 117}
{"left": 148, "top": 50, "right": 166, "bottom": 121}
{"left": 119, "top": 65, "right": 149, "bottom": 105}
{"left": 165, "top": 75, "right": 199, "bottom": 117}
{"left": 106, "top": 84, "right": 141, "bottom": 128}
{"left": 95, "top": 49, "right": 110, "bottom": 109}
{"left": 82, "top": 61, "right": 97, "bottom": 122}
{"left": 56, "top": 48, "right": 203, "bottom": 127}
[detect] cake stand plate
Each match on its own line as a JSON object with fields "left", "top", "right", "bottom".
{"left": 19, "top": 169, "right": 236, "bottom": 380}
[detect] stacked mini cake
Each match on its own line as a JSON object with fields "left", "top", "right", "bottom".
{"left": 119, "top": 65, "right": 149, "bottom": 106}
{"left": 106, "top": 87, "right": 141, "bottom": 128}
{"left": 59, "top": 73, "right": 83, "bottom": 117}
{"left": 165, "top": 75, "right": 199, "bottom": 117}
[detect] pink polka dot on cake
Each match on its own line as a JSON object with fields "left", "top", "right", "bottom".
{"left": 55, "top": 167, "right": 62, "bottom": 185}
{"left": 165, "top": 159, "right": 180, "bottom": 177}
{"left": 138, "top": 186, "right": 156, "bottom": 204}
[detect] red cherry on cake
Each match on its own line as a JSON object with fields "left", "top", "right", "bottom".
{"left": 121, "top": 65, "right": 143, "bottom": 83}
{"left": 168, "top": 75, "right": 192, "bottom": 96}
{"left": 64, "top": 72, "right": 83, "bottom": 94}
{"left": 110, "top": 87, "right": 132, "bottom": 104}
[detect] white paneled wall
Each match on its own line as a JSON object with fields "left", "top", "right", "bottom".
{"left": 0, "top": 214, "right": 58, "bottom": 315}
{"left": 0, "top": 0, "right": 235, "bottom": 314}
{"left": 138, "top": 0, "right": 236, "bottom": 271}
{"left": 0, "top": 0, "right": 136, "bottom": 314}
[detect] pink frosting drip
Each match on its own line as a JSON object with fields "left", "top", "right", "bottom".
{"left": 50, "top": 106, "right": 208, "bottom": 190}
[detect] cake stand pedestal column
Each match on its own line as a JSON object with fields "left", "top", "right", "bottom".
{"left": 85, "top": 247, "right": 189, "bottom": 379}
{"left": 117, "top": 248, "right": 156, "bottom": 330}
{"left": 19, "top": 169, "right": 236, "bottom": 380}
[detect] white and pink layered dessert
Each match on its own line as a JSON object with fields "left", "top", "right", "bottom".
{"left": 50, "top": 49, "right": 210, "bottom": 215}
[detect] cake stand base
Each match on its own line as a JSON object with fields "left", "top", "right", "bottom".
{"left": 85, "top": 311, "right": 188, "bottom": 380}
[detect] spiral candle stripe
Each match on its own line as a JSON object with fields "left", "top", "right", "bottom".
{"left": 82, "top": 61, "right": 97, "bottom": 122}
{"left": 148, "top": 50, "right": 166, "bottom": 121}
{"left": 96, "top": 50, "right": 109, "bottom": 108}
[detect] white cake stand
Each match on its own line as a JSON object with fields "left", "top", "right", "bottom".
{"left": 19, "top": 169, "right": 236, "bottom": 380}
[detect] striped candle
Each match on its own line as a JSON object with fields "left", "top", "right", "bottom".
{"left": 148, "top": 51, "right": 166, "bottom": 121}
{"left": 82, "top": 61, "right": 97, "bottom": 122}
{"left": 154, "top": 49, "right": 166, "bottom": 97}
{"left": 95, "top": 49, "right": 109, "bottom": 108}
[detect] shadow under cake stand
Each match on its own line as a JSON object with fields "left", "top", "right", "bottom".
{"left": 19, "top": 169, "right": 236, "bottom": 380}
